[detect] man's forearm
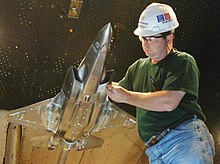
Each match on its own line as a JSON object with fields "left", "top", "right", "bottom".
{"left": 123, "top": 90, "right": 185, "bottom": 112}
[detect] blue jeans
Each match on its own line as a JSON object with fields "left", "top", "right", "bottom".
{"left": 145, "top": 116, "right": 215, "bottom": 164}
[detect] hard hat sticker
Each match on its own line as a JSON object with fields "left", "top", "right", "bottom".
{"left": 157, "top": 13, "right": 171, "bottom": 23}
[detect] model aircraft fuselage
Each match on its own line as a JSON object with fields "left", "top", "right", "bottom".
{"left": 55, "top": 23, "right": 114, "bottom": 143}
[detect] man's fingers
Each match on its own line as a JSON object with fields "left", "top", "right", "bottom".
{"left": 106, "top": 84, "right": 113, "bottom": 90}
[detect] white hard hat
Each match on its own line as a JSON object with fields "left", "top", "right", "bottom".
{"left": 134, "top": 3, "right": 179, "bottom": 36}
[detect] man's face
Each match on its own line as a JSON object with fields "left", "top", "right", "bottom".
{"left": 140, "top": 34, "right": 169, "bottom": 61}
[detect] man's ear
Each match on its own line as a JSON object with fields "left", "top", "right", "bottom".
{"left": 166, "top": 34, "right": 174, "bottom": 44}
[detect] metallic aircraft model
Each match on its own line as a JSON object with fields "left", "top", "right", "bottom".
{"left": 6, "top": 23, "right": 136, "bottom": 164}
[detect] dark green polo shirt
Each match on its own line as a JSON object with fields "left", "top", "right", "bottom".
{"left": 119, "top": 49, "right": 205, "bottom": 142}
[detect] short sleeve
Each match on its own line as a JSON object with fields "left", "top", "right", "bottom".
{"left": 162, "top": 54, "right": 200, "bottom": 99}
{"left": 119, "top": 60, "right": 140, "bottom": 90}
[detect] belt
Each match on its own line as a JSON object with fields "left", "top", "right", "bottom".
{"left": 145, "top": 115, "right": 197, "bottom": 147}
{"left": 146, "top": 128, "right": 170, "bottom": 147}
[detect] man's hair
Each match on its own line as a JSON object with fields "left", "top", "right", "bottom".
{"left": 161, "top": 30, "right": 175, "bottom": 39}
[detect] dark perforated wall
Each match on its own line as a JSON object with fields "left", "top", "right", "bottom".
{"left": 0, "top": 0, "right": 218, "bottom": 109}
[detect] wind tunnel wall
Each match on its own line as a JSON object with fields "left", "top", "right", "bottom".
{"left": 0, "top": 0, "right": 217, "bottom": 111}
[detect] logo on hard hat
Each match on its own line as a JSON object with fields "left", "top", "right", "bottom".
{"left": 139, "top": 13, "right": 148, "bottom": 27}
{"left": 157, "top": 13, "right": 171, "bottom": 23}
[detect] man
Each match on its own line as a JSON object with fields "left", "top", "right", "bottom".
{"left": 106, "top": 2, "right": 215, "bottom": 164}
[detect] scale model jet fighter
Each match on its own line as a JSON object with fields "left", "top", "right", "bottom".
{"left": 4, "top": 23, "right": 136, "bottom": 164}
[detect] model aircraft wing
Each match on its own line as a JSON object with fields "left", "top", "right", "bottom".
{"left": 91, "top": 100, "right": 136, "bottom": 133}
{"left": 7, "top": 87, "right": 67, "bottom": 131}
{"left": 8, "top": 99, "right": 51, "bottom": 130}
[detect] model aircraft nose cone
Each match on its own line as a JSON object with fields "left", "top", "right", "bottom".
{"left": 101, "top": 22, "right": 112, "bottom": 37}
{"left": 103, "top": 22, "right": 112, "bottom": 35}
{"left": 95, "top": 22, "right": 113, "bottom": 49}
